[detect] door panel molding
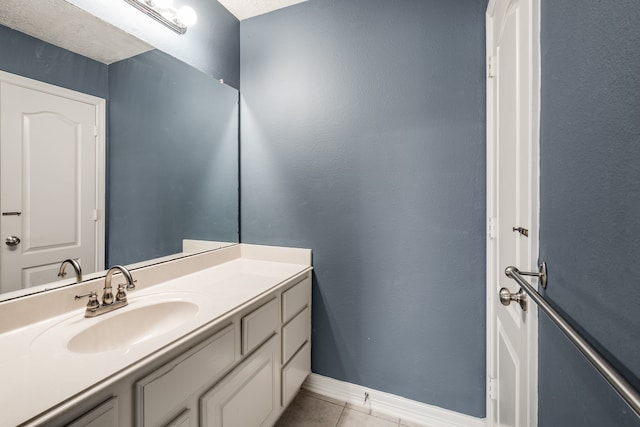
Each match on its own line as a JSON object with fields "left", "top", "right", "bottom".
{"left": 0, "top": 70, "right": 105, "bottom": 292}
{"left": 486, "top": 0, "right": 541, "bottom": 425}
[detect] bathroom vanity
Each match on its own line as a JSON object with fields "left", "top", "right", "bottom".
{"left": 0, "top": 243, "right": 312, "bottom": 426}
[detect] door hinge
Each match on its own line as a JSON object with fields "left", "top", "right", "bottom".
{"left": 488, "top": 377, "right": 497, "bottom": 401}
{"left": 94, "top": 126, "right": 99, "bottom": 137}
{"left": 488, "top": 217, "right": 497, "bottom": 239}
{"left": 93, "top": 210, "right": 99, "bottom": 221}
{"left": 487, "top": 55, "right": 496, "bottom": 79}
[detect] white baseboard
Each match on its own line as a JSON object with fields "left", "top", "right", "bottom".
{"left": 302, "top": 374, "right": 486, "bottom": 427}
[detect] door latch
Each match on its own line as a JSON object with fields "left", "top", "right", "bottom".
{"left": 512, "top": 226, "right": 529, "bottom": 237}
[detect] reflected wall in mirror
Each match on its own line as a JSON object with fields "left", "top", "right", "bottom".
{"left": 0, "top": 21, "right": 239, "bottom": 299}
{"left": 108, "top": 49, "right": 239, "bottom": 266}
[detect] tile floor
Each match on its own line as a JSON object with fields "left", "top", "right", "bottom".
{"left": 275, "top": 390, "right": 432, "bottom": 427}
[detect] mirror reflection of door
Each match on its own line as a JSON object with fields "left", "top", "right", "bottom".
{"left": 0, "top": 72, "right": 105, "bottom": 293}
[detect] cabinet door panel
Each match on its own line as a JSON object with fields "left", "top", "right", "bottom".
{"left": 201, "top": 336, "right": 278, "bottom": 427}
{"left": 67, "top": 397, "right": 118, "bottom": 427}
{"left": 137, "top": 325, "right": 236, "bottom": 426}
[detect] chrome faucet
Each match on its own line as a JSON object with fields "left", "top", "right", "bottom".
{"left": 58, "top": 259, "right": 82, "bottom": 282}
{"left": 103, "top": 265, "right": 135, "bottom": 304}
{"left": 75, "top": 265, "right": 136, "bottom": 318}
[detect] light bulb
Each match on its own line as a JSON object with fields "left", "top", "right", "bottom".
{"left": 177, "top": 5, "right": 197, "bottom": 26}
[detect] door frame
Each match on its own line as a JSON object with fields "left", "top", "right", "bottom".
{"left": 0, "top": 70, "right": 106, "bottom": 274}
{"left": 485, "top": 0, "right": 541, "bottom": 425}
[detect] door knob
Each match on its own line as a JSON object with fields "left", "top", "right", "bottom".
{"left": 499, "top": 287, "right": 527, "bottom": 311}
{"left": 5, "top": 236, "right": 21, "bottom": 246}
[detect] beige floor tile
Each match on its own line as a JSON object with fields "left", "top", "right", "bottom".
{"left": 337, "top": 408, "right": 399, "bottom": 427}
{"left": 302, "top": 389, "right": 347, "bottom": 407}
{"left": 276, "top": 392, "right": 345, "bottom": 427}
{"left": 345, "top": 403, "right": 400, "bottom": 423}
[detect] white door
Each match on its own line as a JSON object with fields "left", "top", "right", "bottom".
{"left": 486, "top": 0, "right": 540, "bottom": 426}
{"left": 0, "top": 73, "right": 105, "bottom": 293}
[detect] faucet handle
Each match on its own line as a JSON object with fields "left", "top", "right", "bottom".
{"left": 119, "top": 279, "right": 137, "bottom": 290}
{"left": 75, "top": 291, "right": 99, "bottom": 310}
{"left": 115, "top": 284, "right": 128, "bottom": 303}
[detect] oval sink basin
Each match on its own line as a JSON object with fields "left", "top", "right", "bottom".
{"left": 67, "top": 300, "right": 199, "bottom": 354}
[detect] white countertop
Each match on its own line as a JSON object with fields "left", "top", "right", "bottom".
{"left": 0, "top": 245, "right": 311, "bottom": 426}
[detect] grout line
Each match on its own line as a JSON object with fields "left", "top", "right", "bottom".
{"left": 301, "top": 389, "right": 346, "bottom": 408}
{"left": 335, "top": 406, "right": 346, "bottom": 427}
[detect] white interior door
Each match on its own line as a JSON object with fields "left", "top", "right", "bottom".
{"left": 0, "top": 73, "right": 105, "bottom": 293}
{"left": 487, "top": 0, "right": 540, "bottom": 426}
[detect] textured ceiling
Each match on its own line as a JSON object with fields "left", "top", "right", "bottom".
{"left": 0, "top": 0, "right": 308, "bottom": 64}
{"left": 0, "top": 0, "right": 152, "bottom": 64}
{"left": 216, "top": 0, "right": 307, "bottom": 20}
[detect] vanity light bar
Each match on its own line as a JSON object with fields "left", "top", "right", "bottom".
{"left": 123, "top": 0, "right": 190, "bottom": 34}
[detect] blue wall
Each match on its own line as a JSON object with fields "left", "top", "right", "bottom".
{"left": 539, "top": 0, "right": 640, "bottom": 425}
{"left": 240, "top": 0, "right": 487, "bottom": 417}
{"left": 0, "top": 24, "right": 107, "bottom": 98}
{"left": 108, "top": 50, "right": 239, "bottom": 265}
{"left": 69, "top": 0, "right": 240, "bottom": 88}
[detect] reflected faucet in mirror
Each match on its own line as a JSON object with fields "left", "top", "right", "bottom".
{"left": 57, "top": 259, "right": 83, "bottom": 283}
{"left": 75, "top": 265, "right": 135, "bottom": 318}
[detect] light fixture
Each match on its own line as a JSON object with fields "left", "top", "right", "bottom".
{"left": 123, "top": 0, "right": 197, "bottom": 34}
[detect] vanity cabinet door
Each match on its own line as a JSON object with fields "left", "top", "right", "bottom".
{"left": 67, "top": 397, "right": 118, "bottom": 427}
{"left": 136, "top": 325, "right": 237, "bottom": 427}
{"left": 200, "top": 336, "right": 279, "bottom": 427}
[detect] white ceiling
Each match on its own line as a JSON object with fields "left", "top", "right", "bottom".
{"left": 216, "top": 0, "right": 307, "bottom": 20}
{"left": 0, "top": 0, "right": 152, "bottom": 64}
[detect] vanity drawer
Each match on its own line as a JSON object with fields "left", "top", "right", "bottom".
{"left": 242, "top": 298, "right": 278, "bottom": 355}
{"left": 136, "top": 325, "right": 236, "bottom": 427}
{"left": 282, "top": 306, "right": 310, "bottom": 364}
{"left": 281, "top": 342, "right": 311, "bottom": 406}
{"left": 282, "top": 275, "right": 311, "bottom": 323}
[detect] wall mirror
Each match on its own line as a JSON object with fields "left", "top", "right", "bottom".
{"left": 0, "top": 1, "right": 239, "bottom": 301}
